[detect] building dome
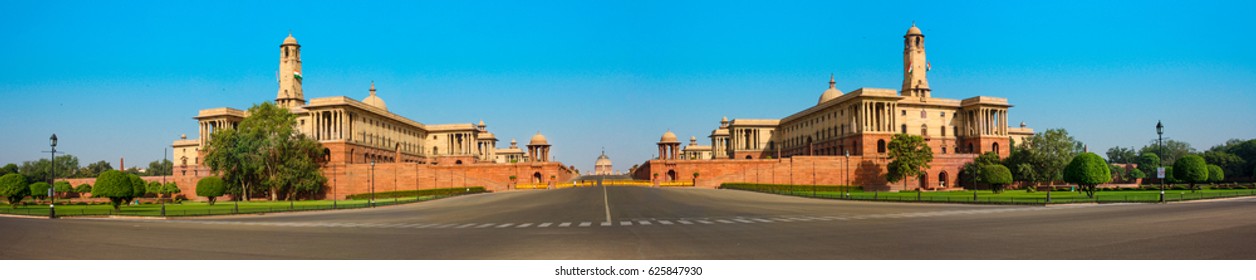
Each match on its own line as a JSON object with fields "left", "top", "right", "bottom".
{"left": 480, "top": 131, "right": 497, "bottom": 140}
{"left": 659, "top": 130, "right": 679, "bottom": 143}
{"left": 595, "top": 153, "right": 611, "bottom": 166}
{"left": 906, "top": 23, "right": 922, "bottom": 35}
{"left": 283, "top": 33, "right": 299, "bottom": 45}
{"left": 362, "top": 82, "right": 387, "bottom": 110}
{"left": 817, "top": 74, "right": 843, "bottom": 104}
{"left": 529, "top": 131, "right": 549, "bottom": 146}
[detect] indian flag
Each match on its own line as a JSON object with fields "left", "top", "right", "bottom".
{"left": 294, "top": 71, "right": 303, "bottom": 80}
{"left": 906, "top": 63, "right": 913, "bottom": 74}
{"left": 926, "top": 61, "right": 932, "bottom": 72}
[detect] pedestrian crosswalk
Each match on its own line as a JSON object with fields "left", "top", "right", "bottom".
{"left": 123, "top": 204, "right": 1104, "bottom": 231}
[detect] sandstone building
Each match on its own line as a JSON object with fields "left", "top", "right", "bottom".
{"left": 170, "top": 33, "right": 576, "bottom": 199}
{"left": 636, "top": 24, "right": 1034, "bottom": 190}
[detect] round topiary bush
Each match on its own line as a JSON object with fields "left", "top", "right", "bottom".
{"left": 28, "top": 182, "right": 51, "bottom": 200}
{"left": 979, "top": 164, "right": 1013, "bottom": 193}
{"left": 1173, "top": 155, "right": 1208, "bottom": 192}
{"left": 0, "top": 173, "right": 30, "bottom": 207}
{"left": 92, "top": 170, "right": 133, "bottom": 210}
{"left": 197, "top": 176, "right": 227, "bottom": 205}
{"left": 1064, "top": 152, "right": 1112, "bottom": 198}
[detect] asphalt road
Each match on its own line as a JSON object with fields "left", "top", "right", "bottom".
{"left": 2, "top": 185, "right": 1254, "bottom": 259}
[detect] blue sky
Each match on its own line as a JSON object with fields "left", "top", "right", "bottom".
{"left": 2, "top": 0, "right": 1254, "bottom": 172}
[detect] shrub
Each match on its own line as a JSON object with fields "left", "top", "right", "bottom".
{"left": 1206, "top": 164, "right": 1224, "bottom": 183}
{"left": 128, "top": 174, "right": 146, "bottom": 202}
{"left": 1172, "top": 155, "right": 1208, "bottom": 192}
{"left": 162, "top": 182, "right": 181, "bottom": 196}
{"left": 1128, "top": 168, "right": 1146, "bottom": 180}
{"left": 146, "top": 181, "right": 163, "bottom": 196}
{"left": 0, "top": 174, "right": 30, "bottom": 207}
{"left": 29, "top": 182, "right": 51, "bottom": 200}
{"left": 1064, "top": 152, "right": 1112, "bottom": 198}
{"left": 53, "top": 181, "right": 73, "bottom": 196}
{"left": 74, "top": 183, "right": 92, "bottom": 194}
{"left": 979, "top": 164, "right": 1013, "bottom": 193}
{"left": 92, "top": 170, "right": 133, "bottom": 210}
{"left": 196, "top": 176, "right": 227, "bottom": 205}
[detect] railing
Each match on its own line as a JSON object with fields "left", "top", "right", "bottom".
{"left": 0, "top": 193, "right": 472, "bottom": 217}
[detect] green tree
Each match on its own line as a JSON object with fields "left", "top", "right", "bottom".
{"left": 74, "top": 183, "right": 92, "bottom": 195}
{"left": 1128, "top": 168, "right": 1146, "bottom": 180}
{"left": 0, "top": 174, "right": 30, "bottom": 207}
{"left": 162, "top": 182, "right": 182, "bottom": 197}
{"left": 146, "top": 181, "right": 163, "bottom": 198}
{"left": 1140, "top": 140, "right": 1195, "bottom": 166}
{"left": 1206, "top": 164, "right": 1224, "bottom": 183}
{"left": 1015, "top": 129, "right": 1082, "bottom": 184}
{"left": 1172, "top": 155, "right": 1208, "bottom": 192}
{"left": 1106, "top": 146, "right": 1138, "bottom": 164}
{"left": 960, "top": 152, "right": 1003, "bottom": 189}
{"left": 18, "top": 154, "right": 80, "bottom": 184}
{"left": 886, "top": 134, "right": 933, "bottom": 190}
{"left": 1108, "top": 164, "right": 1126, "bottom": 182}
{"left": 1134, "top": 153, "right": 1161, "bottom": 182}
{"left": 145, "top": 159, "right": 173, "bottom": 176}
{"left": 979, "top": 164, "right": 1013, "bottom": 193}
{"left": 0, "top": 163, "right": 17, "bottom": 177}
{"left": 205, "top": 102, "right": 326, "bottom": 201}
{"left": 1164, "top": 166, "right": 1178, "bottom": 184}
{"left": 53, "top": 181, "right": 73, "bottom": 198}
{"left": 197, "top": 176, "right": 227, "bottom": 205}
{"left": 127, "top": 174, "right": 146, "bottom": 204}
{"left": 92, "top": 170, "right": 132, "bottom": 210}
{"left": 77, "top": 160, "right": 113, "bottom": 178}
{"left": 29, "top": 182, "right": 51, "bottom": 200}
{"left": 1063, "top": 152, "right": 1111, "bottom": 198}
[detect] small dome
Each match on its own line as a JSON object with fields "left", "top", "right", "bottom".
{"left": 906, "top": 23, "right": 922, "bottom": 35}
{"left": 283, "top": 33, "right": 299, "bottom": 45}
{"left": 363, "top": 82, "right": 387, "bottom": 110}
{"left": 817, "top": 74, "right": 843, "bottom": 104}
{"left": 529, "top": 132, "right": 549, "bottom": 146}
{"left": 659, "top": 130, "right": 679, "bottom": 143}
{"left": 480, "top": 131, "right": 496, "bottom": 140}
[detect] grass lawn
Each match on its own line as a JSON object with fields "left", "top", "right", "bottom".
{"left": 0, "top": 195, "right": 448, "bottom": 217}
{"left": 741, "top": 187, "right": 1256, "bottom": 204}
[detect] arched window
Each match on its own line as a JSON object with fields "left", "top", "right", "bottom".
{"left": 667, "top": 170, "right": 677, "bottom": 181}
{"left": 455, "top": 160, "right": 463, "bottom": 165}
{"left": 921, "top": 124, "right": 928, "bottom": 136}
{"left": 941, "top": 125, "right": 946, "bottom": 137}
{"left": 877, "top": 140, "right": 887, "bottom": 154}
{"left": 533, "top": 172, "right": 543, "bottom": 183}
{"left": 993, "top": 142, "right": 1000, "bottom": 154}
{"left": 967, "top": 143, "right": 974, "bottom": 153}
{"left": 901, "top": 124, "right": 907, "bottom": 134}
{"left": 938, "top": 172, "right": 949, "bottom": 188}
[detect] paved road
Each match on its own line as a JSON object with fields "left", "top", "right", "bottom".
{"left": 2, "top": 186, "right": 1254, "bottom": 259}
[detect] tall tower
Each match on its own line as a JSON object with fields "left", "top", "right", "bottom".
{"left": 902, "top": 23, "right": 930, "bottom": 99}
{"left": 276, "top": 32, "right": 305, "bottom": 109}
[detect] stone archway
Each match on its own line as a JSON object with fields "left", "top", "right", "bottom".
{"left": 667, "top": 170, "right": 677, "bottom": 181}
{"left": 918, "top": 172, "right": 928, "bottom": 190}
{"left": 993, "top": 142, "right": 1000, "bottom": 154}
{"left": 877, "top": 140, "right": 887, "bottom": 154}
{"left": 533, "top": 172, "right": 543, "bottom": 184}
{"left": 938, "top": 171, "right": 949, "bottom": 188}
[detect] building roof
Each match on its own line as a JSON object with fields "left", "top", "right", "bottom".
{"left": 659, "top": 130, "right": 680, "bottom": 143}
{"left": 595, "top": 151, "right": 612, "bottom": 166}
{"left": 362, "top": 82, "right": 387, "bottom": 111}
{"left": 906, "top": 23, "right": 922, "bottom": 36}
{"left": 283, "top": 33, "right": 299, "bottom": 45}
{"left": 817, "top": 74, "right": 844, "bottom": 105}
{"left": 530, "top": 131, "right": 549, "bottom": 146}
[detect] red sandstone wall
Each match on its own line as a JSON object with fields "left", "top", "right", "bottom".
{"left": 168, "top": 161, "right": 576, "bottom": 201}
{"left": 634, "top": 154, "right": 976, "bottom": 192}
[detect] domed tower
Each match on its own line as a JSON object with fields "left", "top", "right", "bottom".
{"left": 362, "top": 81, "right": 387, "bottom": 110}
{"left": 817, "top": 73, "right": 844, "bottom": 105}
{"left": 527, "top": 131, "right": 551, "bottom": 162}
{"left": 594, "top": 150, "right": 613, "bottom": 175}
{"left": 276, "top": 32, "right": 306, "bottom": 109}
{"left": 902, "top": 23, "right": 930, "bottom": 99}
{"left": 657, "top": 130, "right": 681, "bottom": 160}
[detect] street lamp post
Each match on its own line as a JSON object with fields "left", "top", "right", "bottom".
{"left": 1157, "top": 121, "right": 1165, "bottom": 203}
{"left": 370, "top": 160, "right": 376, "bottom": 207}
{"left": 48, "top": 134, "right": 57, "bottom": 219}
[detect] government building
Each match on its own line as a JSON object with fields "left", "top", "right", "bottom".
{"left": 635, "top": 24, "right": 1034, "bottom": 191}
{"left": 169, "top": 33, "right": 577, "bottom": 200}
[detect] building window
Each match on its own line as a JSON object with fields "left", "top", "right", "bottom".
{"left": 941, "top": 125, "right": 946, "bottom": 137}
{"left": 942, "top": 147, "right": 947, "bottom": 154}
{"left": 877, "top": 140, "right": 887, "bottom": 154}
{"left": 902, "top": 110, "right": 907, "bottom": 116}
{"left": 901, "top": 124, "right": 907, "bottom": 134}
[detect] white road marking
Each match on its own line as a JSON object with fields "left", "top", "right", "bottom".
{"left": 637, "top": 220, "right": 652, "bottom": 225}
{"left": 751, "top": 218, "right": 774, "bottom": 223}
{"left": 603, "top": 183, "right": 613, "bottom": 224}
{"left": 715, "top": 219, "right": 735, "bottom": 224}
{"left": 560, "top": 222, "right": 573, "bottom": 227}
{"left": 538, "top": 223, "right": 553, "bottom": 228}
{"left": 516, "top": 223, "right": 533, "bottom": 228}
{"left": 456, "top": 223, "right": 477, "bottom": 228}
{"left": 476, "top": 223, "right": 496, "bottom": 228}
{"left": 697, "top": 220, "right": 714, "bottom": 224}
{"left": 772, "top": 218, "right": 793, "bottom": 222}
{"left": 495, "top": 223, "right": 514, "bottom": 228}
{"left": 733, "top": 219, "right": 754, "bottom": 223}
{"left": 579, "top": 222, "right": 592, "bottom": 227}
{"left": 658, "top": 220, "right": 673, "bottom": 225}
{"left": 600, "top": 222, "right": 612, "bottom": 226}
{"left": 619, "top": 221, "right": 632, "bottom": 226}
{"left": 677, "top": 220, "right": 693, "bottom": 225}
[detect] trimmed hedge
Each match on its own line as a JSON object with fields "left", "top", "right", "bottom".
{"left": 346, "top": 186, "right": 487, "bottom": 200}
{"left": 719, "top": 183, "right": 863, "bottom": 193}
